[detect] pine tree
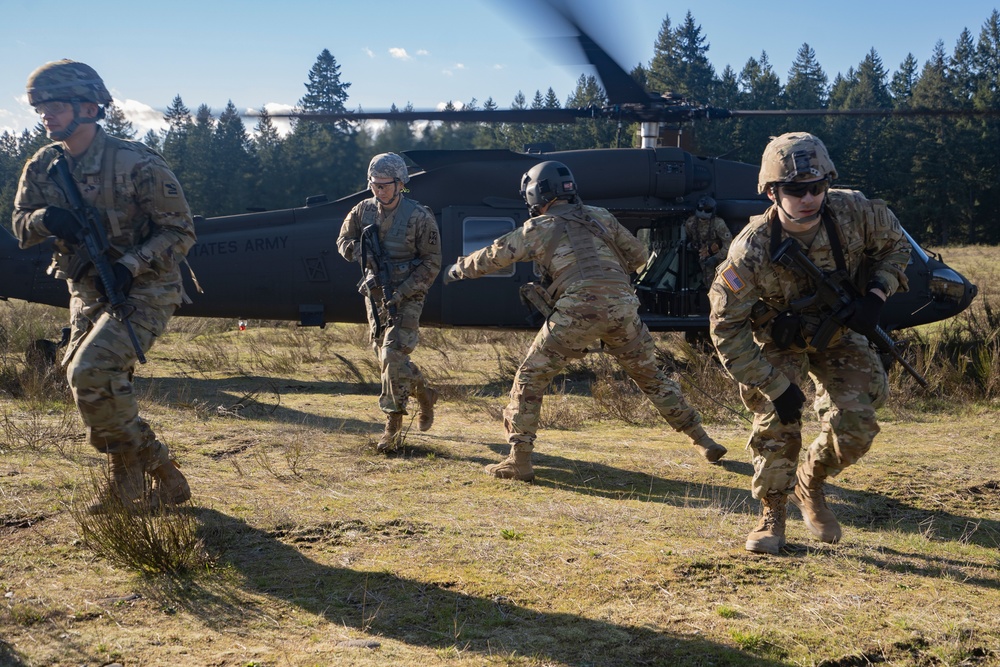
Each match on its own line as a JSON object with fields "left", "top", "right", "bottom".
{"left": 285, "top": 50, "right": 361, "bottom": 204}
{"left": 783, "top": 44, "right": 829, "bottom": 138}
{"left": 103, "top": 102, "right": 136, "bottom": 140}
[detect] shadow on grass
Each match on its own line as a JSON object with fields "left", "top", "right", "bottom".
{"left": 463, "top": 442, "right": 1000, "bottom": 554}
{"left": 0, "top": 640, "right": 28, "bottom": 667}
{"left": 163, "top": 508, "right": 790, "bottom": 666}
{"left": 139, "top": 375, "right": 380, "bottom": 434}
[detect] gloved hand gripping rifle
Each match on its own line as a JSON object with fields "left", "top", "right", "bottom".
{"left": 357, "top": 223, "right": 397, "bottom": 340}
{"left": 48, "top": 153, "right": 146, "bottom": 364}
{"left": 772, "top": 237, "right": 926, "bottom": 387}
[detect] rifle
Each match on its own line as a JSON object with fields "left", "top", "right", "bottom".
{"left": 47, "top": 154, "right": 146, "bottom": 364}
{"left": 356, "top": 222, "right": 397, "bottom": 340}
{"left": 772, "top": 237, "right": 927, "bottom": 387}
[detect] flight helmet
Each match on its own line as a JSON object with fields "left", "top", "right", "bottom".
{"left": 520, "top": 161, "right": 577, "bottom": 215}
{"left": 696, "top": 195, "right": 716, "bottom": 219}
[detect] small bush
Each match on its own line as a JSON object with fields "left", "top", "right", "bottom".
{"left": 72, "top": 465, "right": 209, "bottom": 575}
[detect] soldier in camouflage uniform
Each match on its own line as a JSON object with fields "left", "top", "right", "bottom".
{"left": 708, "top": 133, "right": 910, "bottom": 554}
{"left": 12, "top": 60, "right": 196, "bottom": 513}
{"left": 684, "top": 195, "right": 732, "bottom": 287}
{"left": 337, "top": 153, "right": 441, "bottom": 452}
{"left": 444, "top": 161, "right": 725, "bottom": 481}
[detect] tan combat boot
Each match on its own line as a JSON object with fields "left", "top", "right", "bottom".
{"left": 745, "top": 492, "right": 787, "bottom": 554}
{"left": 485, "top": 443, "right": 534, "bottom": 482}
{"left": 86, "top": 450, "right": 145, "bottom": 515}
{"left": 790, "top": 469, "right": 841, "bottom": 543}
{"left": 377, "top": 412, "right": 404, "bottom": 452}
{"left": 141, "top": 439, "right": 191, "bottom": 508}
{"left": 687, "top": 425, "right": 727, "bottom": 463}
{"left": 417, "top": 386, "right": 439, "bottom": 432}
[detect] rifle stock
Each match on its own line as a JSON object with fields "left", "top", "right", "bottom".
{"left": 772, "top": 237, "right": 927, "bottom": 387}
{"left": 47, "top": 154, "right": 146, "bottom": 364}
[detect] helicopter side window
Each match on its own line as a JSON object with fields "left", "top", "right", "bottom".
{"left": 462, "top": 217, "right": 516, "bottom": 277}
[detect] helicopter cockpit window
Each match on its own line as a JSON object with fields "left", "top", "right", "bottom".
{"left": 462, "top": 217, "right": 516, "bottom": 277}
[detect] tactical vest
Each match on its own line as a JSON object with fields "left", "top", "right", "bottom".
{"left": 93, "top": 135, "right": 155, "bottom": 251}
{"left": 542, "top": 206, "right": 631, "bottom": 300}
{"left": 360, "top": 196, "right": 422, "bottom": 282}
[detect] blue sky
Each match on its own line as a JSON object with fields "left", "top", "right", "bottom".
{"left": 2, "top": 0, "right": 997, "bottom": 138}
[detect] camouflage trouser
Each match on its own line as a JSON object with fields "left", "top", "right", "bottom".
{"left": 504, "top": 287, "right": 700, "bottom": 446}
{"left": 739, "top": 331, "right": 884, "bottom": 499}
{"left": 367, "top": 295, "right": 429, "bottom": 414}
{"left": 63, "top": 299, "right": 173, "bottom": 454}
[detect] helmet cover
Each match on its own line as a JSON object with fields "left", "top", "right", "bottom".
{"left": 26, "top": 59, "right": 112, "bottom": 106}
{"left": 757, "top": 132, "right": 837, "bottom": 194}
{"left": 367, "top": 152, "right": 409, "bottom": 184}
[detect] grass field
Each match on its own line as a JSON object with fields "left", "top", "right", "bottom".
{"left": 2, "top": 245, "right": 999, "bottom": 667}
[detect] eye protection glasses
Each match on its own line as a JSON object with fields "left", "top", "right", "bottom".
{"left": 33, "top": 100, "right": 73, "bottom": 116}
{"left": 369, "top": 180, "right": 397, "bottom": 192}
{"left": 779, "top": 179, "right": 829, "bottom": 198}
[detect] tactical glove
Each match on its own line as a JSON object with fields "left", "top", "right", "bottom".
{"left": 848, "top": 290, "right": 886, "bottom": 334}
{"left": 772, "top": 383, "right": 806, "bottom": 425}
{"left": 41, "top": 206, "right": 80, "bottom": 242}
{"left": 96, "top": 262, "right": 135, "bottom": 300}
{"left": 442, "top": 263, "right": 462, "bottom": 284}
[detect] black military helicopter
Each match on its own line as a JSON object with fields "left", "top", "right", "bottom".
{"left": 0, "top": 4, "right": 980, "bottom": 337}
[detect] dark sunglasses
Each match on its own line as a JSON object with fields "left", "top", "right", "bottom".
{"left": 778, "top": 179, "right": 829, "bottom": 198}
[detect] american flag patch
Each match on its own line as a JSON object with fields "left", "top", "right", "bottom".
{"left": 720, "top": 263, "right": 746, "bottom": 294}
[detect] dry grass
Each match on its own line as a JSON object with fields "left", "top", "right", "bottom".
{"left": 2, "top": 255, "right": 1000, "bottom": 666}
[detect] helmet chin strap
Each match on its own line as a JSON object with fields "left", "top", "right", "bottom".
{"left": 771, "top": 186, "right": 826, "bottom": 226}
{"left": 50, "top": 101, "right": 101, "bottom": 141}
{"left": 377, "top": 181, "right": 402, "bottom": 207}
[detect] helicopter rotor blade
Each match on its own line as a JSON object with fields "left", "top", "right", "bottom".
{"left": 259, "top": 104, "right": 1000, "bottom": 126}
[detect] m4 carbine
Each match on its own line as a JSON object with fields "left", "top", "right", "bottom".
{"left": 772, "top": 237, "right": 927, "bottom": 387}
{"left": 357, "top": 223, "right": 397, "bottom": 340}
{"left": 48, "top": 153, "right": 146, "bottom": 364}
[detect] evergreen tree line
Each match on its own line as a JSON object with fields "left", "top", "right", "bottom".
{"left": 2, "top": 10, "right": 999, "bottom": 245}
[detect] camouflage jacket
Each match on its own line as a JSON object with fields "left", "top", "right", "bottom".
{"left": 12, "top": 126, "right": 196, "bottom": 300}
{"left": 337, "top": 196, "right": 441, "bottom": 300}
{"left": 454, "top": 202, "right": 647, "bottom": 293}
{"left": 684, "top": 214, "right": 731, "bottom": 263}
{"left": 708, "top": 189, "right": 911, "bottom": 399}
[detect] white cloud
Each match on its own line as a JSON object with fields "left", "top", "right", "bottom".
{"left": 416, "top": 49, "right": 429, "bottom": 57}
{"left": 243, "top": 102, "right": 296, "bottom": 137}
{"left": 363, "top": 47, "right": 374, "bottom": 58}
{"left": 118, "top": 98, "right": 168, "bottom": 138}
{"left": 442, "top": 63, "right": 467, "bottom": 77}
{"left": 389, "top": 47, "right": 411, "bottom": 61}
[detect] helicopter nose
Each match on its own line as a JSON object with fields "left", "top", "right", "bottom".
{"left": 929, "top": 266, "right": 977, "bottom": 312}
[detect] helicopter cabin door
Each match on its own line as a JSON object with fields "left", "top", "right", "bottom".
{"left": 432, "top": 205, "right": 536, "bottom": 328}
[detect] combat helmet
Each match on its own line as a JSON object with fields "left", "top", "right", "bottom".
{"left": 26, "top": 59, "right": 111, "bottom": 140}
{"left": 757, "top": 132, "right": 837, "bottom": 194}
{"left": 368, "top": 152, "right": 410, "bottom": 185}
{"left": 696, "top": 195, "right": 716, "bottom": 219}
{"left": 26, "top": 59, "right": 112, "bottom": 107}
{"left": 521, "top": 161, "right": 578, "bottom": 215}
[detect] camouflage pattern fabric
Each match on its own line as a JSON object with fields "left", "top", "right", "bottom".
{"left": 11, "top": 126, "right": 196, "bottom": 453}
{"left": 338, "top": 196, "right": 441, "bottom": 414}
{"left": 684, "top": 214, "right": 732, "bottom": 287}
{"left": 736, "top": 333, "right": 879, "bottom": 498}
{"left": 455, "top": 201, "right": 703, "bottom": 446}
{"left": 709, "top": 189, "right": 910, "bottom": 499}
